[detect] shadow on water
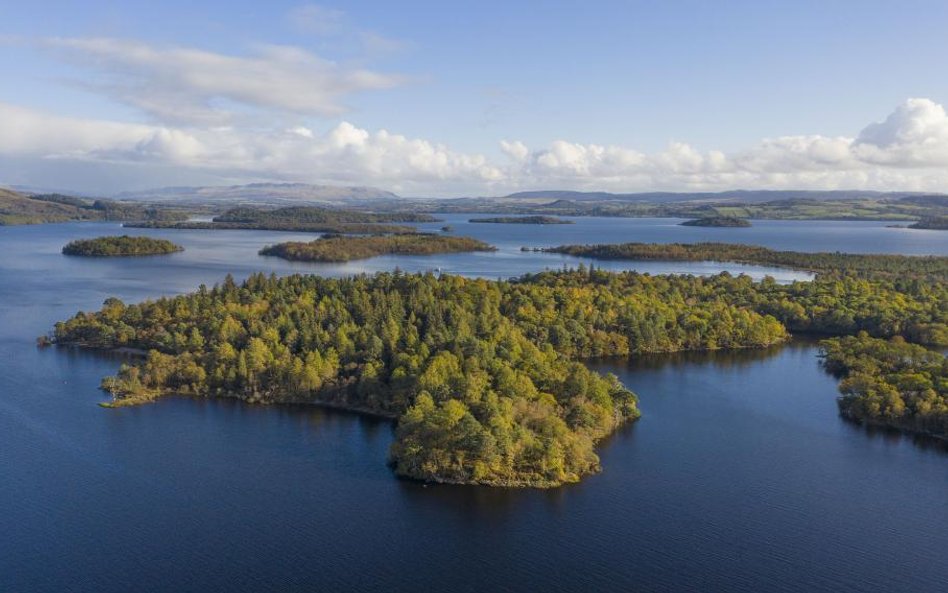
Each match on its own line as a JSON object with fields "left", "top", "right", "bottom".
{"left": 58, "top": 335, "right": 948, "bottom": 479}
{"left": 587, "top": 341, "right": 792, "bottom": 374}
{"left": 838, "top": 415, "right": 948, "bottom": 453}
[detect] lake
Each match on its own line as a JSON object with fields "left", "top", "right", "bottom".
{"left": 1, "top": 217, "right": 947, "bottom": 592}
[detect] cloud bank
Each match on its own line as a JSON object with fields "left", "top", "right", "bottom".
{"left": 5, "top": 96, "right": 948, "bottom": 195}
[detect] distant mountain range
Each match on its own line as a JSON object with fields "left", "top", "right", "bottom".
{"left": 115, "top": 183, "right": 400, "bottom": 205}
{"left": 102, "top": 183, "right": 946, "bottom": 206}
{"left": 498, "top": 189, "right": 937, "bottom": 204}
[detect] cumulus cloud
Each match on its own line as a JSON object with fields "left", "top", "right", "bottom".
{"left": 3, "top": 98, "right": 948, "bottom": 195}
{"left": 0, "top": 102, "right": 500, "bottom": 192}
{"left": 500, "top": 140, "right": 529, "bottom": 161}
{"left": 499, "top": 98, "right": 948, "bottom": 193}
{"left": 39, "top": 37, "right": 404, "bottom": 125}
{"left": 852, "top": 98, "right": 948, "bottom": 166}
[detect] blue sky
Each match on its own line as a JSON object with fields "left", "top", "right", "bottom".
{"left": 2, "top": 1, "right": 948, "bottom": 195}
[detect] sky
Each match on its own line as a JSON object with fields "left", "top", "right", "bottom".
{"left": 2, "top": 0, "right": 948, "bottom": 196}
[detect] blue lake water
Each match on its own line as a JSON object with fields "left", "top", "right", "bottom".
{"left": 1, "top": 217, "right": 947, "bottom": 592}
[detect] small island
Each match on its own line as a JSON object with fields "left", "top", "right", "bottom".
{"left": 908, "top": 216, "right": 948, "bottom": 230}
{"left": 680, "top": 216, "right": 751, "bottom": 227}
{"left": 62, "top": 235, "right": 184, "bottom": 257}
{"left": 259, "top": 234, "right": 496, "bottom": 262}
{"left": 469, "top": 216, "right": 573, "bottom": 224}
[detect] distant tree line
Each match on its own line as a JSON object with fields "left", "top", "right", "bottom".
{"left": 126, "top": 205, "right": 439, "bottom": 234}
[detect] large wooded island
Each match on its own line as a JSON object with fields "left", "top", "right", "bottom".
{"left": 260, "top": 234, "right": 496, "bottom": 262}
{"left": 48, "top": 243, "right": 948, "bottom": 486}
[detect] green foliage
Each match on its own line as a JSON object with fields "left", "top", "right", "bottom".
{"left": 62, "top": 235, "right": 184, "bottom": 257}
{"left": 259, "top": 235, "right": 496, "bottom": 262}
{"left": 820, "top": 333, "right": 948, "bottom": 438}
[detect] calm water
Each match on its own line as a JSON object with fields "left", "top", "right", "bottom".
{"left": 1, "top": 218, "right": 947, "bottom": 592}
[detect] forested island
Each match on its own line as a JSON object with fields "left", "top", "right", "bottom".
{"left": 260, "top": 235, "right": 496, "bottom": 262}
{"left": 680, "top": 216, "right": 751, "bottom": 227}
{"left": 48, "top": 243, "right": 948, "bottom": 484}
{"left": 127, "top": 206, "right": 435, "bottom": 235}
{"left": 469, "top": 216, "right": 573, "bottom": 224}
{"left": 545, "top": 242, "right": 948, "bottom": 279}
{"left": 62, "top": 235, "right": 184, "bottom": 257}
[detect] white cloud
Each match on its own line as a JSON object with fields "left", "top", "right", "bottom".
{"left": 500, "top": 140, "right": 529, "bottom": 161}
{"left": 3, "top": 98, "right": 948, "bottom": 195}
{"left": 39, "top": 37, "right": 404, "bottom": 125}
{"left": 852, "top": 98, "right": 948, "bottom": 167}
{"left": 498, "top": 98, "right": 948, "bottom": 193}
{"left": 0, "top": 102, "right": 500, "bottom": 192}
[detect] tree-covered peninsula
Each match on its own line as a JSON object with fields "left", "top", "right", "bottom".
{"left": 47, "top": 250, "right": 948, "bottom": 484}
{"left": 545, "top": 242, "right": 948, "bottom": 279}
{"left": 469, "top": 216, "right": 573, "bottom": 224}
{"left": 259, "top": 235, "right": 496, "bottom": 262}
{"left": 680, "top": 216, "right": 751, "bottom": 227}
{"left": 820, "top": 333, "right": 948, "bottom": 439}
{"left": 62, "top": 235, "right": 184, "bottom": 257}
